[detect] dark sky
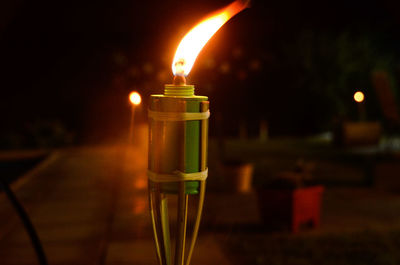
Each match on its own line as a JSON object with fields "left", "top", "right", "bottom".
{"left": 0, "top": 0, "right": 399, "bottom": 144}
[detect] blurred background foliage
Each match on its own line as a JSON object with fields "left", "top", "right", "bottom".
{"left": 0, "top": 0, "right": 399, "bottom": 145}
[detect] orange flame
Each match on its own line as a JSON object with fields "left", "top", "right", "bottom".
{"left": 172, "top": 0, "right": 248, "bottom": 76}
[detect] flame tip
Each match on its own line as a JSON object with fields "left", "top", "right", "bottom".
{"left": 237, "top": 0, "right": 251, "bottom": 8}
{"left": 172, "top": 0, "right": 248, "bottom": 76}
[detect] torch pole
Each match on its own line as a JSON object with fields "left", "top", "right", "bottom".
{"left": 175, "top": 185, "right": 188, "bottom": 265}
{"left": 150, "top": 183, "right": 171, "bottom": 265}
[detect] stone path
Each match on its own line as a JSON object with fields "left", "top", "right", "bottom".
{"left": 0, "top": 145, "right": 231, "bottom": 265}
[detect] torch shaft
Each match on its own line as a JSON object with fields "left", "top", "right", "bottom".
{"left": 149, "top": 190, "right": 162, "bottom": 262}
{"left": 150, "top": 184, "right": 172, "bottom": 265}
{"left": 161, "top": 195, "right": 172, "bottom": 264}
{"left": 175, "top": 189, "right": 188, "bottom": 265}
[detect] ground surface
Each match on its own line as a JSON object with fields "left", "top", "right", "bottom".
{"left": 1, "top": 140, "right": 400, "bottom": 265}
{"left": 0, "top": 145, "right": 232, "bottom": 265}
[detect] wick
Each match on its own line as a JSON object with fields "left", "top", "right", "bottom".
{"left": 173, "top": 58, "right": 187, "bottom": 85}
{"left": 173, "top": 75, "right": 186, "bottom": 85}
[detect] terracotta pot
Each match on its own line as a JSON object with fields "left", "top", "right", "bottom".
{"left": 221, "top": 162, "right": 254, "bottom": 193}
{"left": 335, "top": 121, "right": 382, "bottom": 146}
{"left": 257, "top": 185, "right": 324, "bottom": 233}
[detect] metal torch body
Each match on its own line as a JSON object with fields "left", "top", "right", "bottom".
{"left": 148, "top": 84, "right": 209, "bottom": 265}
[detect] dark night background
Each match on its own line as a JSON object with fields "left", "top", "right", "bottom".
{"left": 1, "top": 0, "right": 399, "bottom": 147}
{"left": 2, "top": 1, "right": 400, "bottom": 264}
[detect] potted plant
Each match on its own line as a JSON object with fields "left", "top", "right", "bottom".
{"left": 220, "top": 159, "right": 254, "bottom": 193}
{"left": 334, "top": 120, "right": 382, "bottom": 146}
{"left": 257, "top": 160, "right": 324, "bottom": 233}
{"left": 333, "top": 90, "right": 383, "bottom": 146}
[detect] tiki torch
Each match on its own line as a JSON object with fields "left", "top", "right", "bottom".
{"left": 148, "top": 1, "right": 249, "bottom": 265}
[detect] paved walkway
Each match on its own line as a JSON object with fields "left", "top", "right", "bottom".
{"left": 0, "top": 145, "right": 231, "bottom": 265}
{"left": 2, "top": 143, "right": 400, "bottom": 265}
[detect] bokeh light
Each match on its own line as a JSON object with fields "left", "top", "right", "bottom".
{"left": 353, "top": 91, "right": 365, "bottom": 103}
{"left": 129, "top": 91, "right": 142, "bottom": 105}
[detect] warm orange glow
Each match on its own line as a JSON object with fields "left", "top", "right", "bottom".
{"left": 354, "top": 91, "right": 365, "bottom": 103}
{"left": 132, "top": 196, "right": 147, "bottom": 215}
{"left": 133, "top": 177, "right": 147, "bottom": 190}
{"left": 129, "top": 91, "right": 141, "bottom": 105}
{"left": 172, "top": 0, "right": 248, "bottom": 76}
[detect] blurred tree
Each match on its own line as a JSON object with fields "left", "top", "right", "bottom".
{"left": 276, "top": 29, "right": 399, "bottom": 133}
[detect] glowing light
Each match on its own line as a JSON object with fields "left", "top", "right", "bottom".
{"left": 172, "top": 0, "right": 249, "bottom": 76}
{"left": 129, "top": 91, "right": 141, "bottom": 105}
{"left": 354, "top": 91, "right": 365, "bottom": 103}
{"left": 219, "top": 62, "right": 231, "bottom": 74}
{"left": 133, "top": 176, "right": 147, "bottom": 190}
{"left": 132, "top": 197, "right": 147, "bottom": 215}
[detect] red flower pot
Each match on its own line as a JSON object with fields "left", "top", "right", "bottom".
{"left": 257, "top": 185, "right": 324, "bottom": 233}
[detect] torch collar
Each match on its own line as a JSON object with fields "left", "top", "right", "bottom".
{"left": 164, "top": 84, "right": 195, "bottom": 97}
{"left": 148, "top": 109, "right": 210, "bottom": 121}
{"left": 147, "top": 168, "right": 208, "bottom": 183}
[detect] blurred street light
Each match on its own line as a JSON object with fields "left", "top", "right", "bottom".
{"left": 353, "top": 91, "right": 365, "bottom": 103}
{"left": 129, "top": 91, "right": 142, "bottom": 105}
{"left": 354, "top": 91, "right": 366, "bottom": 120}
{"left": 129, "top": 91, "right": 141, "bottom": 144}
